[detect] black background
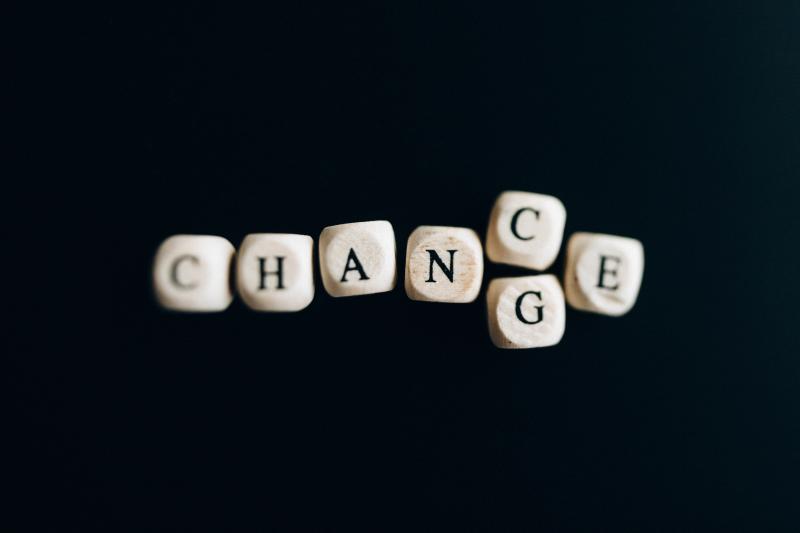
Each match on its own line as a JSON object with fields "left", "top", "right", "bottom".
{"left": 8, "top": 2, "right": 800, "bottom": 531}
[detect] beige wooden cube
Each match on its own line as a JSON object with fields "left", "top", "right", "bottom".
{"left": 405, "top": 226, "right": 483, "bottom": 303}
{"left": 236, "top": 233, "right": 314, "bottom": 311}
{"left": 486, "top": 274, "right": 566, "bottom": 349}
{"left": 319, "top": 220, "right": 396, "bottom": 297}
{"left": 486, "top": 191, "right": 566, "bottom": 271}
{"left": 564, "top": 232, "right": 644, "bottom": 316}
{"left": 152, "top": 234, "right": 235, "bottom": 312}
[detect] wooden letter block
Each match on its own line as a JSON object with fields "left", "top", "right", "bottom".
{"left": 152, "top": 234, "right": 235, "bottom": 312}
{"left": 564, "top": 232, "right": 644, "bottom": 316}
{"left": 405, "top": 226, "right": 483, "bottom": 303}
{"left": 236, "top": 233, "right": 314, "bottom": 311}
{"left": 486, "top": 191, "right": 566, "bottom": 271}
{"left": 487, "top": 274, "right": 566, "bottom": 349}
{"left": 319, "top": 220, "right": 396, "bottom": 297}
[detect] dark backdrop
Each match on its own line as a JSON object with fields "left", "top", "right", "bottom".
{"left": 8, "top": 2, "right": 800, "bottom": 531}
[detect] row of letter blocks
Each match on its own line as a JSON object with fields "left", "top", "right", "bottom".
{"left": 153, "top": 191, "right": 644, "bottom": 349}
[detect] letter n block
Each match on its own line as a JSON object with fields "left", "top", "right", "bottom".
{"left": 564, "top": 232, "right": 644, "bottom": 316}
{"left": 236, "top": 233, "right": 314, "bottom": 312}
{"left": 152, "top": 234, "right": 235, "bottom": 312}
{"left": 405, "top": 226, "right": 483, "bottom": 303}
{"left": 487, "top": 274, "right": 566, "bottom": 349}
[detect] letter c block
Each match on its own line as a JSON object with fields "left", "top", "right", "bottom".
{"left": 486, "top": 191, "right": 566, "bottom": 271}
{"left": 152, "top": 234, "right": 235, "bottom": 312}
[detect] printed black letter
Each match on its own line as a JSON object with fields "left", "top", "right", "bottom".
{"left": 425, "top": 250, "right": 457, "bottom": 283}
{"left": 597, "top": 255, "right": 621, "bottom": 290}
{"left": 515, "top": 290, "right": 544, "bottom": 324}
{"left": 340, "top": 248, "right": 370, "bottom": 282}
{"left": 510, "top": 207, "right": 540, "bottom": 241}
{"left": 171, "top": 255, "right": 199, "bottom": 289}
{"left": 258, "top": 256, "right": 285, "bottom": 289}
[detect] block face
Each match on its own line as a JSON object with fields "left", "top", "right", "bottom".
{"left": 486, "top": 191, "right": 566, "bottom": 271}
{"left": 319, "top": 221, "right": 396, "bottom": 297}
{"left": 236, "top": 233, "right": 314, "bottom": 311}
{"left": 564, "top": 232, "right": 644, "bottom": 316}
{"left": 153, "top": 235, "right": 235, "bottom": 312}
{"left": 487, "top": 275, "right": 566, "bottom": 349}
{"left": 404, "top": 226, "right": 484, "bottom": 303}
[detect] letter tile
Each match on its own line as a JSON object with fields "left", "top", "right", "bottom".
{"left": 486, "top": 191, "right": 566, "bottom": 271}
{"left": 236, "top": 233, "right": 314, "bottom": 311}
{"left": 405, "top": 226, "right": 483, "bottom": 303}
{"left": 319, "top": 221, "right": 396, "bottom": 297}
{"left": 153, "top": 234, "right": 235, "bottom": 312}
{"left": 487, "top": 274, "right": 566, "bottom": 349}
{"left": 563, "top": 232, "right": 644, "bottom": 316}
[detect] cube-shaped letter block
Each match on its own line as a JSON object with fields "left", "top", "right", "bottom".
{"left": 319, "top": 221, "right": 396, "bottom": 297}
{"left": 564, "top": 232, "right": 644, "bottom": 316}
{"left": 486, "top": 191, "right": 566, "bottom": 271}
{"left": 486, "top": 274, "right": 566, "bottom": 349}
{"left": 405, "top": 226, "right": 483, "bottom": 303}
{"left": 153, "top": 234, "right": 235, "bottom": 312}
{"left": 236, "top": 233, "right": 315, "bottom": 311}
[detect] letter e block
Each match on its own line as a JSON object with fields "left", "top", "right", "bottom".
{"left": 319, "top": 221, "right": 396, "bottom": 297}
{"left": 153, "top": 235, "right": 235, "bottom": 312}
{"left": 564, "top": 232, "right": 644, "bottom": 316}
{"left": 236, "top": 233, "right": 314, "bottom": 312}
{"left": 405, "top": 226, "right": 483, "bottom": 303}
{"left": 487, "top": 274, "right": 566, "bottom": 349}
{"left": 486, "top": 191, "right": 566, "bottom": 271}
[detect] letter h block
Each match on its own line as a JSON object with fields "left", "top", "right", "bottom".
{"left": 236, "top": 233, "right": 315, "bottom": 312}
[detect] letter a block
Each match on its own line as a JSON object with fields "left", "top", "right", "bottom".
{"left": 486, "top": 191, "right": 566, "bottom": 271}
{"left": 153, "top": 234, "right": 235, "bottom": 312}
{"left": 236, "top": 233, "right": 314, "bottom": 311}
{"left": 487, "top": 274, "right": 566, "bottom": 349}
{"left": 405, "top": 226, "right": 483, "bottom": 303}
{"left": 564, "top": 232, "right": 644, "bottom": 316}
{"left": 319, "top": 221, "right": 396, "bottom": 297}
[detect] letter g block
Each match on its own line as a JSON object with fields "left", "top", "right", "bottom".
{"left": 153, "top": 234, "right": 235, "bottom": 312}
{"left": 487, "top": 274, "right": 566, "bottom": 349}
{"left": 564, "top": 232, "right": 644, "bottom": 316}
